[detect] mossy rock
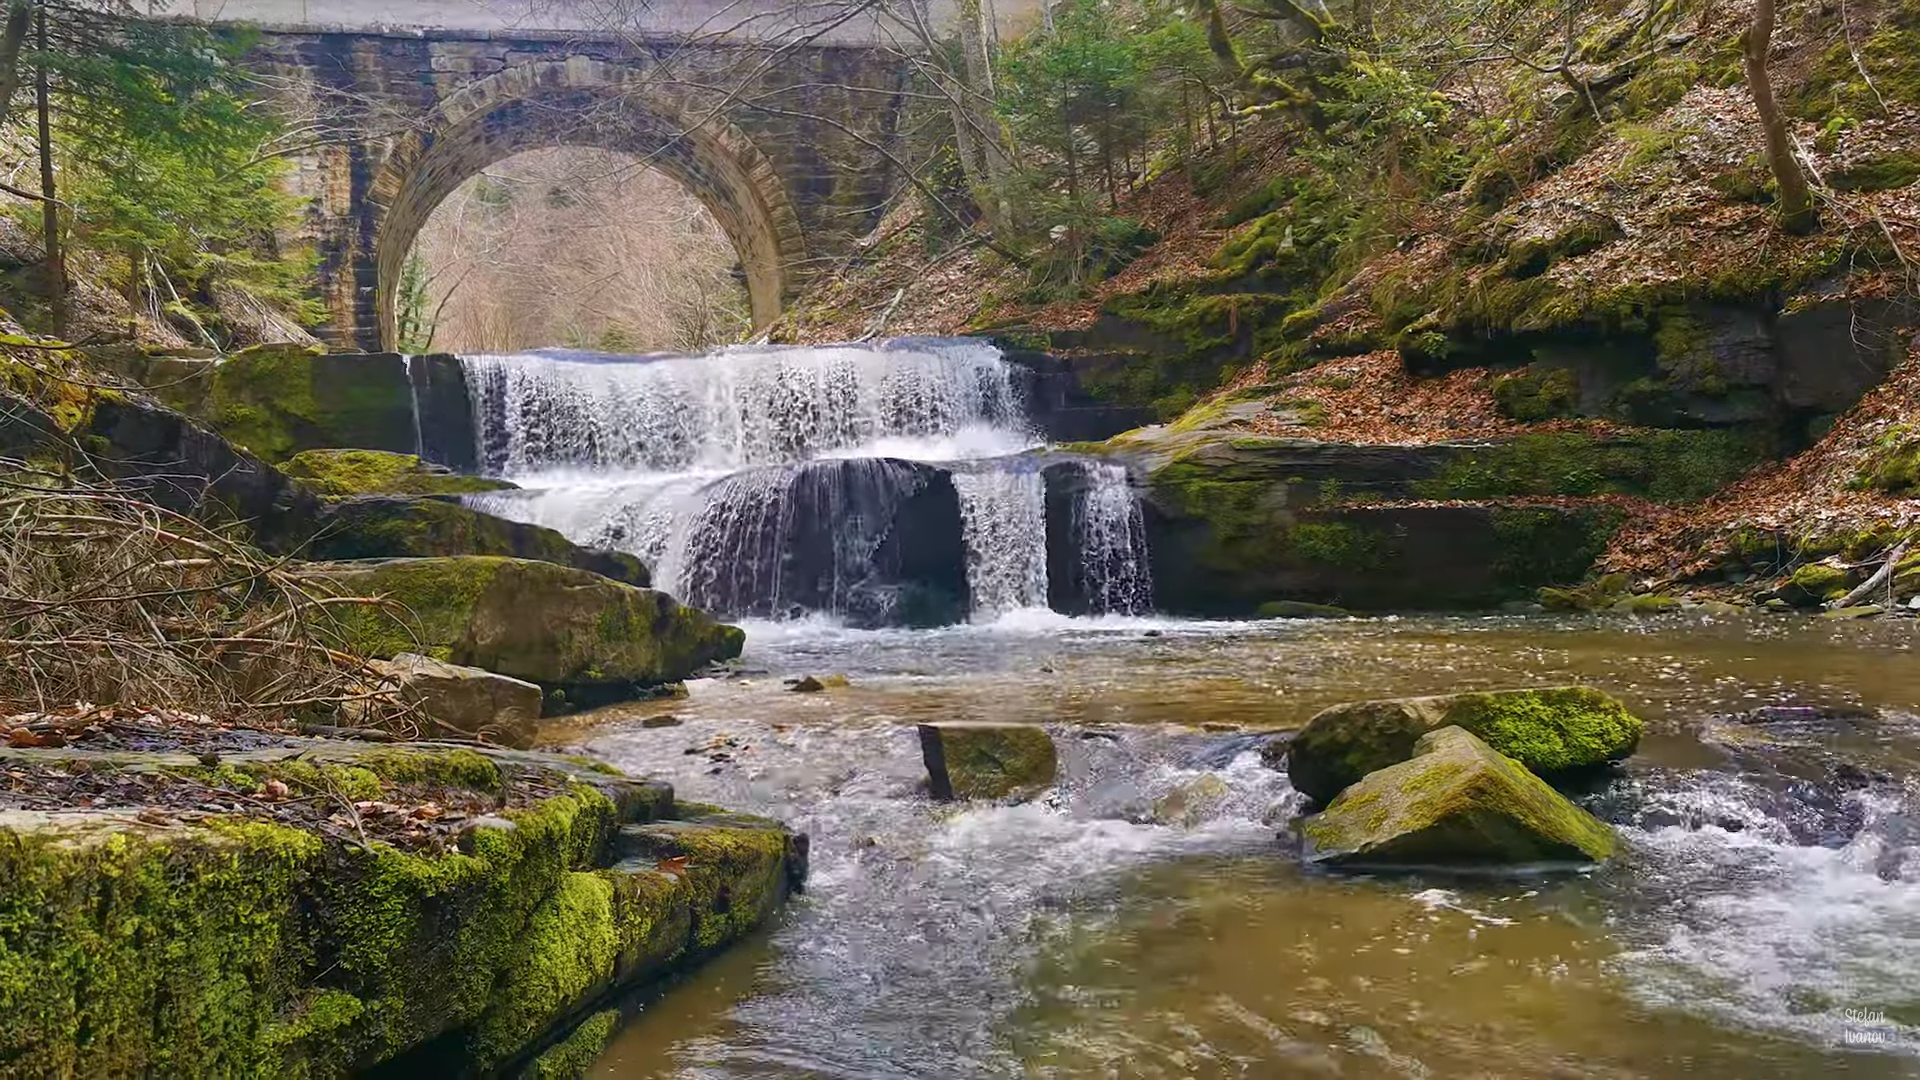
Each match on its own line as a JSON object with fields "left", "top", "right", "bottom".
{"left": 1298, "top": 726, "right": 1617, "bottom": 867}
{"left": 306, "top": 557, "right": 740, "bottom": 693}
{"left": 1609, "top": 594, "right": 1683, "bottom": 615}
{"left": 1491, "top": 365, "right": 1581, "bottom": 422}
{"left": 917, "top": 722, "right": 1058, "bottom": 801}
{"left": 0, "top": 742, "right": 797, "bottom": 1075}
{"left": 309, "top": 497, "right": 650, "bottom": 587}
{"left": 1285, "top": 686, "right": 1643, "bottom": 805}
{"left": 1853, "top": 432, "right": 1920, "bottom": 495}
{"left": 1781, "top": 562, "right": 1853, "bottom": 607}
{"left": 207, "top": 347, "right": 416, "bottom": 463}
{"left": 283, "top": 449, "right": 514, "bottom": 497}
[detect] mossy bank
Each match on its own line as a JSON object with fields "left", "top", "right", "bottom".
{"left": 0, "top": 740, "right": 804, "bottom": 1078}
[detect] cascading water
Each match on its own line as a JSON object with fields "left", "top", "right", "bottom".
{"left": 458, "top": 339, "right": 1152, "bottom": 625}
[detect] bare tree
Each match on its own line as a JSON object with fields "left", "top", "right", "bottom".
{"left": 1743, "top": 0, "right": 1817, "bottom": 233}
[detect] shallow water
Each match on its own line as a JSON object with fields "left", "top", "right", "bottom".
{"left": 561, "top": 612, "right": 1920, "bottom": 1078}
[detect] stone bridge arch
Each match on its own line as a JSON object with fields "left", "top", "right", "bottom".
{"left": 367, "top": 57, "right": 806, "bottom": 350}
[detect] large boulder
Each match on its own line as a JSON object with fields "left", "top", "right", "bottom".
{"left": 282, "top": 449, "right": 513, "bottom": 497}
{"left": 1283, "top": 686, "right": 1642, "bottom": 805}
{"left": 307, "top": 557, "right": 742, "bottom": 698}
{"left": 1298, "top": 726, "right": 1617, "bottom": 867}
{"left": 309, "top": 497, "right": 650, "bottom": 587}
{"left": 918, "top": 722, "right": 1058, "bottom": 801}
{"left": 370, "top": 653, "right": 542, "bottom": 748}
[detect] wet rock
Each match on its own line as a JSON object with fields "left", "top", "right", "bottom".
{"left": 1610, "top": 594, "right": 1682, "bottom": 615}
{"left": 1149, "top": 773, "right": 1231, "bottom": 826}
{"left": 308, "top": 496, "right": 650, "bottom": 587}
{"left": 1823, "top": 604, "right": 1886, "bottom": 620}
{"left": 368, "top": 653, "right": 542, "bottom": 748}
{"left": 640, "top": 714, "right": 684, "bottom": 729}
{"left": 1256, "top": 600, "right": 1350, "bottom": 619}
{"left": 1299, "top": 726, "right": 1617, "bottom": 867}
{"left": 917, "top": 722, "right": 1058, "bottom": 801}
{"left": 281, "top": 449, "right": 515, "bottom": 497}
{"left": 787, "top": 674, "right": 850, "bottom": 693}
{"left": 1285, "top": 686, "right": 1643, "bottom": 805}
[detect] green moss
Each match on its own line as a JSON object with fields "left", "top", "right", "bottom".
{"left": 528, "top": 1009, "right": 619, "bottom": 1080}
{"left": 1291, "top": 521, "right": 1393, "bottom": 572}
{"left": 1415, "top": 430, "right": 1762, "bottom": 503}
{"left": 1490, "top": 505, "right": 1626, "bottom": 590}
{"left": 0, "top": 819, "right": 321, "bottom": 1077}
{"left": 206, "top": 346, "right": 413, "bottom": 463}
{"left": 1441, "top": 687, "right": 1645, "bottom": 773}
{"left": 1852, "top": 429, "right": 1920, "bottom": 494}
{"left": 1786, "top": 562, "right": 1851, "bottom": 602}
{"left": 923, "top": 723, "right": 1058, "bottom": 802}
{"left": 1491, "top": 366, "right": 1580, "bottom": 421}
{"left": 1829, "top": 152, "right": 1920, "bottom": 193}
{"left": 319, "top": 556, "right": 510, "bottom": 662}
{"left": 472, "top": 872, "right": 619, "bottom": 1067}
{"left": 1797, "top": 0, "right": 1920, "bottom": 121}
{"left": 283, "top": 449, "right": 514, "bottom": 497}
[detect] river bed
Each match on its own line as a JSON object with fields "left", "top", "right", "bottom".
{"left": 548, "top": 611, "right": 1920, "bottom": 1078}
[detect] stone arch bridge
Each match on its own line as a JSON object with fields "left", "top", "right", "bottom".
{"left": 206, "top": 2, "right": 927, "bottom": 350}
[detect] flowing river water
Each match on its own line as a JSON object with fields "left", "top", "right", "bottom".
{"left": 543, "top": 613, "right": 1920, "bottom": 1079}
{"left": 436, "top": 341, "right": 1920, "bottom": 1076}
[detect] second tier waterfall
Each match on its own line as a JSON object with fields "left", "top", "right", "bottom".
{"left": 459, "top": 339, "right": 1152, "bottom": 625}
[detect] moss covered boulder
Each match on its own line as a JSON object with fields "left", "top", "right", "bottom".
{"left": 309, "top": 497, "right": 651, "bottom": 587}
{"left": 0, "top": 740, "right": 803, "bottom": 1077}
{"left": 1284, "top": 686, "right": 1642, "bottom": 805}
{"left": 1298, "top": 726, "right": 1617, "bottom": 867}
{"left": 917, "top": 722, "right": 1058, "bottom": 801}
{"left": 206, "top": 346, "right": 418, "bottom": 463}
{"left": 283, "top": 449, "right": 514, "bottom": 497}
{"left": 307, "top": 557, "right": 741, "bottom": 697}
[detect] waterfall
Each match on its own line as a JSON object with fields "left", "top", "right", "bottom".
{"left": 458, "top": 339, "right": 1154, "bottom": 625}
{"left": 403, "top": 355, "right": 426, "bottom": 460}
{"left": 1073, "top": 461, "right": 1153, "bottom": 615}
{"left": 953, "top": 466, "right": 1049, "bottom": 618}
{"left": 461, "top": 340, "right": 1030, "bottom": 477}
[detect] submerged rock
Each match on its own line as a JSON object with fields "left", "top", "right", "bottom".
{"left": 306, "top": 557, "right": 742, "bottom": 701}
{"left": 0, "top": 739, "right": 803, "bottom": 1075}
{"left": 918, "top": 722, "right": 1058, "bottom": 801}
{"left": 1299, "top": 726, "right": 1617, "bottom": 867}
{"left": 1284, "top": 686, "right": 1643, "bottom": 805}
{"left": 369, "top": 652, "right": 542, "bottom": 748}
{"left": 788, "top": 674, "right": 851, "bottom": 693}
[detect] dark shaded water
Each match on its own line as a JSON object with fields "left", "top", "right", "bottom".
{"left": 552, "top": 612, "right": 1920, "bottom": 1078}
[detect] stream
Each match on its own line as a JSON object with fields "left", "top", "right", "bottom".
{"left": 559, "top": 613, "right": 1920, "bottom": 1078}
{"left": 439, "top": 340, "right": 1920, "bottom": 1076}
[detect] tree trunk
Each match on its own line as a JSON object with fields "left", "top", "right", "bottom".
{"left": 956, "top": 0, "right": 1013, "bottom": 228}
{"left": 35, "top": 4, "right": 63, "bottom": 335}
{"left": 0, "top": 0, "right": 31, "bottom": 130}
{"left": 1744, "top": 0, "right": 1818, "bottom": 233}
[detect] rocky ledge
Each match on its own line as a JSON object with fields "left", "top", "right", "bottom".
{"left": 0, "top": 739, "right": 803, "bottom": 1078}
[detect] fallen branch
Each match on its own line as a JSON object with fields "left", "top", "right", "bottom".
{"left": 1830, "top": 540, "right": 1908, "bottom": 611}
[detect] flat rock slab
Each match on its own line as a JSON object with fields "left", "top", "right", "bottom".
{"left": 0, "top": 738, "right": 800, "bottom": 1077}
{"left": 918, "top": 722, "right": 1058, "bottom": 801}
{"left": 1299, "top": 726, "right": 1617, "bottom": 868}
{"left": 1283, "top": 686, "right": 1643, "bottom": 805}
{"left": 370, "top": 652, "right": 542, "bottom": 748}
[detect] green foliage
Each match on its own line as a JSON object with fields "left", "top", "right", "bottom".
{"left": 7, "top": 8, "right": 317, "bottom": 337}
{"left": 1417, "top": 431, "right": 1764, "bottom": 503}
{"left": 395, "top": 254, "right": 434, "bottom": 354}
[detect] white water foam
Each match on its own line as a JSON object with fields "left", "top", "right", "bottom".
{"left": 1617, "top": 783, "right": 1920, "bottom": 1056}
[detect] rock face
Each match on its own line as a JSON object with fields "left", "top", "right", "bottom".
{"left": 1109, "top": 425, "right": 1759, "bottom": 614}
{"left": 918, "top": 722, "right": 1058, "bottom": 801}
{"left": 1298, "top": 726, "right": 1618, "bottom": 867}
{"left": 308, "top": 497, "right": 651, "bottom": 587}
{"left": 370, "top": 653, "right": 543, "bottom": 748}
{"left": 0, "top": 740, "right": 803, "bottom": 1077}
{"left": 306, "top": 557, "right": 742, "bottom": 699}
{"left": 1284, "top": 686, "right": 1643, "bottom": 805}
{"left": 281, "top": 449, "right": 513, "bottom": 497}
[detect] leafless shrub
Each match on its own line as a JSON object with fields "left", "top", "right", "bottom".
{"left": 0, "top": 459, "right": 414, "bottom": 732}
